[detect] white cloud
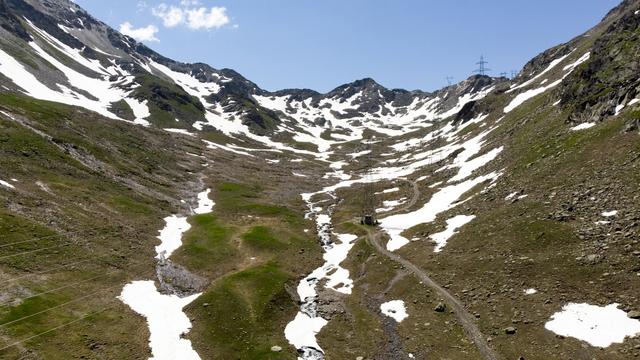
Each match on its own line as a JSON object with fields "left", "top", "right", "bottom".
{"left": 152, "top": 2, "right": 230, "bottom": 30}
{"left": 185, "top": 7, "right": 229, "bottom": 30}
{"left": 152, "top": 4, "right": 185, "bottom": 27}
{"left": 137, "top": 1, "right": 149, "bottom": 12}
{"left": 119, "top": 22, "right": 160, "bottom": 42}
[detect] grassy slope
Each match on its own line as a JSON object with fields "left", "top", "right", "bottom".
{"left": 0, "top": 93, "right": 203, "bottom": 359}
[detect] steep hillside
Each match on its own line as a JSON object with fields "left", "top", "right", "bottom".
{"left": 0, "top": 0, "right": 639, "bottom": 360}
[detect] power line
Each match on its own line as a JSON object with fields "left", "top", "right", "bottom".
{"left": 0, "top": 225, "right": 139, "bottom": 262}
{"left": 446, "top": 76, "right": 454, "bottom": 86}
{"left": 0, "top": 284, "right": 119, "bottom": 329}
{"left": 0, "top": 261, "right": 148, "bottom": 308}
{"left": 0, "top": 258, "right": 151, "bottom": 330}
{"left": 0, "top": 227, "right": 143, "bottom": 289}
{"left": 0, "top": 259, "right": 169, "bottom": 352}
{"left": 0, "top": 225, "right": 119, "bottom": 250}
{"left": 0, "top": 253, "right": 118, "bottom": 287}
{"left": 360, "top": 139, "right": 378, "bottom": 226}
{"left": 473, "top": 55, "right": 491, "bottom": 76}
{"left": 0, "top": 306, "right": 112, "bottom": 353}
{"left": 0, "top": 234, "right": 158, "bottom": 351}
{"left": 0, "top": 242, "right": 77, "bottom": 261}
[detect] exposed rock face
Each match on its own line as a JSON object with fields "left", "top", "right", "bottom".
{"left": 156, "top": 259, "right": 208, "bottom": 297}
{"left": 516, "top": 44, "right": 573, "bottom": 84}
{"left": 559, "top": 1, "right": 640, "bottom": 124}
{"left": 316, "top": 288, "right": 346, "bottom": 320}
{"left": 0, "top": 0, "right": 32, "bottom": 40}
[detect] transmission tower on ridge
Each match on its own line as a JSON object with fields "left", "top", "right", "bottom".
{"left": 474, "top": 55, "right": 491, "bottom": 76}
{"left": 446, "top": 76, "right": 454, "bottom": 86}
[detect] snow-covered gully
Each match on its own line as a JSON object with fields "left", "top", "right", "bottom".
{"left": 118, "top": 189, "right": 214, "bottom": 360}
{"left": 285, "top": 183, "right": 358, "bottom": 359}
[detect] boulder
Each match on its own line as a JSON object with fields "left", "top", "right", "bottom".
{"left": 434, "top": 302, "right": 447, "bottom": 312}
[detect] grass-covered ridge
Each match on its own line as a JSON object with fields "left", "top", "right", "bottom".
{"left": 188, "top": 262, "right": 294, "bottom": 359}
{"left": 170, "top": 179, "right": 321, "bottom": 359}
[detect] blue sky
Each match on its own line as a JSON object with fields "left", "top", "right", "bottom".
{"left": 74, "top": 0, "right": 620, "bottom": 92}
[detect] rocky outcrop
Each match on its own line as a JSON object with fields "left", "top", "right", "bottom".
{"left": 156, "top": 259, "right": 208, "bottom": 297}
{"left": 559, "top": 0, "right": 640, "bottom": 124}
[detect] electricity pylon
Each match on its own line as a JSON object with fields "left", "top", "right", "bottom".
{"left": 474, "top": 55, "right": 491, "bottom": 76}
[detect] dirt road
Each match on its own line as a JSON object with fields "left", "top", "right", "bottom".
{"left": 368, "top": 178, "right": 501, "bottom": 360}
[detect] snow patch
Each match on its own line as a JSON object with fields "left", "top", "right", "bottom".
{"left": 204, "top": 140, "right": 254, "bottom": 157}
{"left": 563, "top": 52, "right": 591, "bottom": 73}
{"left": 508, "top": 52, "right": 572, "bottom": 93}
{"left": 347, "top": 149, "right": 371, "bottom": 159}
{"left": 284, "top": 312, "right": 327, "bottom": 355}
{"left": 0, "top": 180, "right": 15, "bottom": 189}
{"left": 286, "top": 187, "right": 360, "bottom": 358}
{"left": 571, "top": 123, "right": 596, "bottom": 131}
{"left": 155, "top": 216, "right": 191, "bottom": 260}
{"left": 380, "top": 300, "right": 409, "bottom": 322}
{"left": 601, "top": 210, "right": 618, "bottom": 217}
{"left": 119, "top": 189, "right": 213, "bottom": 360}
{"left": 377, "top": 187, "right": 399, "bottom": 194}
{"left": 119, "top": 281, "right": 201, "bottom": 360}
{"left": 194, "top": 189, "right": 214, "bottom": 214}
{"left": 376, "top": 198, "right": 407, "bottom": 213}
{"left": 505, "top": 192, "right": 518, "bottom": 201}
{"left": 164, "top": 128, "right": 195, "bottom": 136}
{"left": 381, "top": 172, "right": 500, "bottom": 252}
{"left": 124, "top": 98, "right": 151, "bottom": 126}
{"left": 0, "top": 47, "right": 124, "bottom": 120}
{"left": 545, "top": 303, "right": 640, "bottom": 348}
{"left": 429, "top": 215, "right": 476, "bottom": 252}
{"left": 504, "top": 79, "right": 562, "bottom": 113}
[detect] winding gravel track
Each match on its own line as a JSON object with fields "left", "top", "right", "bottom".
{"left": 368, "top": 178, "right": 501, "bottom": 360}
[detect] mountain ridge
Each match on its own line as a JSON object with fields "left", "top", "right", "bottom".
{"left": 0, "top": 0, "right": 508, "bottom": 145}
